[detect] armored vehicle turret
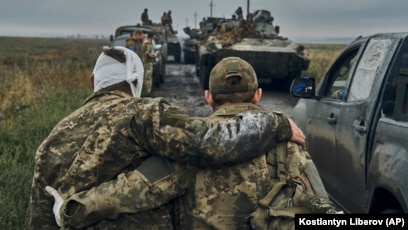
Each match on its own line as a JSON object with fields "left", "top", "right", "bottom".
{"left": 145, "top": 24, "right": 181, "bottom": 63}
{"left": 196, "top": 9, "right": 310, "bottom": 90}
{"left": 182, "top": 17, "right": 225, "bottom": 64}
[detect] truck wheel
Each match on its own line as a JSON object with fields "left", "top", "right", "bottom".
{"left": 184, "top": 51, "right": 196, "bottom": 64}
{"left": 160, "top": 62, "right": 165, "bottom": 83}
{"left": 153, "top": 72, "right": 160, "bottom": 88}
{"left": 175, "top": 54, "right": 181, "bottom": 63}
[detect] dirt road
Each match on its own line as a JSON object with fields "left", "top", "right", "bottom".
{"left": 151, "top": 64, "right": 299, "bottom": 117}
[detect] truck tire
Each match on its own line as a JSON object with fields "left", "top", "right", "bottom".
{"left": 153, "top": 72, "right": 160, "bottom": 88}
{"left": 175, "top": 54, "right": 181, "bottom": 63}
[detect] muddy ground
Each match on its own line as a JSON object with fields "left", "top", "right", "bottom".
{"left": 151, "top": 64, "right": 300, "bottom": 117}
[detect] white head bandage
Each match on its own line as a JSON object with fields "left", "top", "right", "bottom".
{"left": 93, "top": 46, "right": 144, "bottom": 97}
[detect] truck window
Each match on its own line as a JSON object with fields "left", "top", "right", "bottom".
{"left": 325, "top": 48, "right": 359, "bottom": 100}
{"left": 381, "top": 81, "right": 397, "bottom": 117}
{"left": 348, "top": 39, "right": 393, "bottom": 102}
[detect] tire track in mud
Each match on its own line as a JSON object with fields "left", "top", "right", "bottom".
{"left": 151, "top": 64, "right": 212, "bottom": 117}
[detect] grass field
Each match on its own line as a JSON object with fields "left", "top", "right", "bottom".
{"left": 0, "top": 36, "right": 345, "bottom": 229}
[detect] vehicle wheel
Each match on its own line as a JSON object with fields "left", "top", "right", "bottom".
{"left": 175, "top": 54, "right": 181, "bottom": 63}
{"left": 184, "top": 51, "right": 196, "bottom": 64}
{"left": 153, "top": 72, "right": 160, "bottom": 88}
{"left": 160, "top": 72, "right": 164, "bottom": 83}
{"left": 160, "top": 62, "right": 165, "bottom": 83}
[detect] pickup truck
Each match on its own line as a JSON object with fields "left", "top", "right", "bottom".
{"left": 290, "top": 32, "right": 408, "bottom": 213}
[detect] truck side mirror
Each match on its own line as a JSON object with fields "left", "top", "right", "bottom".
{"left": 290, "top": 77, "right": 315, "bottom": 98}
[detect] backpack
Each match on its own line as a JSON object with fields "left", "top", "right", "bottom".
{"left": 248, "top": 142, "right": 337, "bottom": 230}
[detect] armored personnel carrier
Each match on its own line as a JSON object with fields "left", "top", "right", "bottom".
{"left": 182, "top": 27, "right": 200, "bottom": 64}
{"left": 143, "top": 24, "right": 181, "bottom": 63}
{"left": 197, "top": 10, "right": 310, "bottom": 90}
{"left": 182, "top": 17, "right": 226, "bottom": 64}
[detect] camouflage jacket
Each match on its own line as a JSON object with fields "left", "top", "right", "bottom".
{"left": 142, "top": 39, "right": 156, "bottom": 63}
{"left": 29, "top": 91, "right": 292, "bottom": 230}
{"left": 125, "top": 38, "right": 143, "bottom": 59}
{"left": 184, "top": 103, "right": 307, "bottom": 230}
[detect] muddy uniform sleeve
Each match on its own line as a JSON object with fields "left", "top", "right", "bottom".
{"left": 60, "top": 97, "right": 291, "bottom": 228}
{"left": 129, "top": 97, "right": 292, "bottom": 167}
{"left": 62, "top": 156, "right": 192, "bottom": 228}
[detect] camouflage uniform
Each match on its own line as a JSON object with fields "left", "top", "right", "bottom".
{"left": 29, "top": 89, "right": 293, "bottom": 230}
{"left": 141, "top": 38, "right": 156, "bottom": 96}
{"left": 160, "top": 12, "right": 168, "bottom": 26}
{"left": 184, "top": 104, "right": 305, "bottom": 229}
{"left": 182, "top": 57, "right": 331, "bottom": 229}
{"left": 126, "top": 37, "right": 143, "bottom": 59}
{"left": 141, "top": 9, "right": 149, "bottom": 25}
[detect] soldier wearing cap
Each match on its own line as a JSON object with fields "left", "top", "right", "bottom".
{"left": 184, "top": 57, "right": 333, "bottom": 229}
{"left": 184, "top": 56, "right": 278, "bottom": 229}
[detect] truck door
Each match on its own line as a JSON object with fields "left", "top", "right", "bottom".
{"left": 307, "top": 45, "right": 362, "bottom": 196}
{"left": 334, "top": 37, "right": 398, "bottom": 212}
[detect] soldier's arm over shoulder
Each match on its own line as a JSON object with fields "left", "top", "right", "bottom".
{"left": 61, "top": 156, "right": 190, "bottom": 228}
{"left": 127, "top": 98, "right": 292, "bottom": 167}
{"left": 270, "top": 110, "right": 292, "bottom": 142}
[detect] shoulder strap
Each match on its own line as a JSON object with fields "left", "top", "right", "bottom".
{"left": 258, "top": 143, "right": 288, "bottom": 207}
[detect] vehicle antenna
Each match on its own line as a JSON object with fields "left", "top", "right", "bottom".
{"left": 194, "top": 11, "right": 198, "bottom": 29}
{"left": 209, "top": 0, "right": 215, "bottom": 17}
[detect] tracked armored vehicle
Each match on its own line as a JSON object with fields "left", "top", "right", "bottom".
{"left": 197, "top": 10, "right": 310, "bottom": 90}
{"left": 146, "top": 24, "right": 181, "bottom": 63}
{"left": 182, "top": 27, "right": 200, "bottom": 64}
{"left": 142, "top": 24, "right": 182, "bottom": 63}
{"left": 182, "top": 17, "right": 225, "bottom": 64}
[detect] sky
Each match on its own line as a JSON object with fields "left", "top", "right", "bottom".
{"left": 1, "top": 0, "right": 408, "bottom": 43}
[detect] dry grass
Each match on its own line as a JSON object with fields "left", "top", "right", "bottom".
{"left": 301, "top": 43, "right": 346, "bottom": 82}
{"left": 0, "top": 37, "right": 109, "bottom": 125}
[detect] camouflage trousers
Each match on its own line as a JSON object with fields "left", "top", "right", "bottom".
{"left": 142, "top": 62, "right": 153, "bottom": 97}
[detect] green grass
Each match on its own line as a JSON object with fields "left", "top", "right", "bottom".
{"left": 0, "top": 36, "right": 106, "bottom": 229}
{"left": 0, "top": 88, "right": 91, "bottom": 230}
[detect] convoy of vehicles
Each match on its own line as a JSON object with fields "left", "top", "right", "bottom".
{"left": 290, "top": 32, "right": 408, "bottom": 213}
